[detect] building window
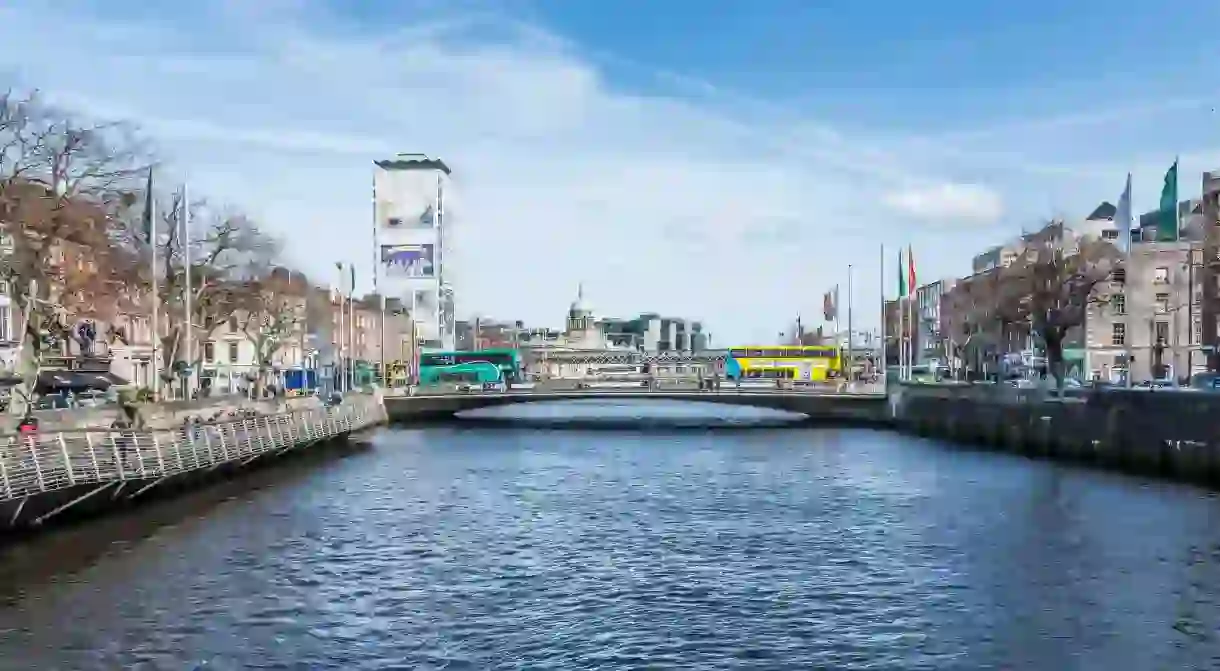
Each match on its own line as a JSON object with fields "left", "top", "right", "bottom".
{"left": 1102, "top": 229, "right": 1118, "bottom": 240}
{"left": 1111, "top": 293, "right": 1126, "bottom": 315}
{"left": 1111, "top": 323, "right": 1126, "bottom": 346}
{"left": 1112, "top": 268, "right": 1126, "bottom": 283}
{"left": 204, "top": 341, "right": 214, "bottom": 363}
{"left": 387, "top": 217, "right": 403, "bottom": 227}
{"left": 1194, "top": 318, "right": 1202, "bottom": 345}
{"left": 1155, "top": 292, "right": 1170, "bottom": 313}
{"left": 1153, "top": 267, "right": 1169, "bottom": 283}
{"left": 228, "top": 342, "right": 239, "bottom": 363}
{"left": 0, "top": 305, "right": 9, "bottom": 342}
{"left": 1154, "top": 321, "right": 1169, "bottom": 344}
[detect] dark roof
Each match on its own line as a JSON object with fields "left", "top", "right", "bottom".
{"left": 1086, "top": 201, "right": 1116, "bottom": 221}
{"left": 374, "top": 155, "right": 452, "bottom": 175}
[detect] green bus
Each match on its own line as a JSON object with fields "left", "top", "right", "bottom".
{"left": 418, "top": 349, "right": 524, "bottom": 386}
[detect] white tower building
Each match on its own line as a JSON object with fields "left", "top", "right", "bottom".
{"left": 373, "top": 154, "right": 455, "bottom": 351}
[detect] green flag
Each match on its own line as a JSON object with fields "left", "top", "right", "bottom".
{"left": 1158, "top": 158, "right": 1179, "bottom": 242}
{"left": 897, "top": 248, "right": 907, "bottom": 298}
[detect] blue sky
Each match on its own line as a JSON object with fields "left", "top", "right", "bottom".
{"left": 1, "top": 0, "right": 1218, "bottom": 343}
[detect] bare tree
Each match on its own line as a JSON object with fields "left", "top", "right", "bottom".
{"left": 122, "top": 193, "right": 277, "bottom": 397}
{"left": 237, "top": 269, "right": 304, "bottom": 398}
{"left": 0, "top": 90, "right": 148, "bottom": 414}
{"left": 941, "top": 269, "right": 1012, "bottom": 379}
{"left": 993, "top": 222, "right": 1120, "bottom": 389}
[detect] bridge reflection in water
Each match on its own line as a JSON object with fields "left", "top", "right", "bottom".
{"left": 455, "top": 398, "right": 813, "bottom": 430}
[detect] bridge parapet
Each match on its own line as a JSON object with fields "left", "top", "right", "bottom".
{"left": 384, "top": 388, "right": 888, "bottom": 424}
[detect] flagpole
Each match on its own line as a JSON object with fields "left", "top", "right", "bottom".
{"left": 1122, "top": 173, "right": 1134, "bottom": 388}
{"left": 299, "top": 280, "right": 308, "bottom": 390}
{"left": 149, "top": 171, "right": 161, "bottom": 398}
{"left": 181, "top": 183, "right": 193, "bottom": 399}
{"left": 410, "top": 290, "right": 419, "bottom": 387}
{"left": 348, "top": 264, "right": 355, "bottom": 389}
{"left": 908, "top": 245, "right": 916, "bottom": 378}
{"left": 898, "top": 248, "right": 905, "bottom": 381}
{"left": 879, "top": 243, "right": 886, "bottom": 384}
{"left": 846, "top": 264, "right": 854, "bottom": 384}
{"left": 373, "top": 173, "right": 386, "bottom": 387}
{"left": 435, "top": 174, "right": 445, "bottom": 349}
{"left": 335, "top": 262, "right": 345, "bottom": 393}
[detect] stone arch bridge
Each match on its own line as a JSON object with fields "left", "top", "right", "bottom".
{"left": 384, "top": 389, "right": 889, "bottom": 425}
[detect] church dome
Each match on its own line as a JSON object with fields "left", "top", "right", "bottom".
{"left": 568, "top": 284, "right": 593, "bottom": 318}
{"left": 569, "top": 298, "right": 593, "bottom": 317}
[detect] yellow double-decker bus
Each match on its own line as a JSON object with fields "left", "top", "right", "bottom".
{"left": 725, "top": 345, "right": 842, "bottom": 382}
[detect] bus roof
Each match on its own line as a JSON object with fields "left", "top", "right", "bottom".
{"left": 425, "top": 348, "right": 522, "bottom": 357}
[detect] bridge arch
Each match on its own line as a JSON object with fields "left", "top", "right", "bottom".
{"left": 383, "top": 390, "right": 887, "bottom": 425}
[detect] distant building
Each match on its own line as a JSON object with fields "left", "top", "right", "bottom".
{"left": 914, "top": 278, "right": 956, "bottom": 365}
{"left": 460, "top": 286, "right": 713, "bottom": 379}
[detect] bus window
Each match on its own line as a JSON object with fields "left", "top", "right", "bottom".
{"left": 746, "top": 368, "right": 794, "bottom": 379}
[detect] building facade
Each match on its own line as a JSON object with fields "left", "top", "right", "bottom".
{"left": 942, "top": 201, "right": 1212, "bottom": 382}
{"left": 914, "top": 278, "right": 955, "bottom": 366}
{"left": 1202, "top": 170, "right": 1220, "bottom": 371}
{"left": 1082, "top": 241, "right": 1200, "bottom": 382}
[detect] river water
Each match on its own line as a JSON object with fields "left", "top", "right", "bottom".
{"left": 2, "top": 401, "right": 1220, "bottom": 670}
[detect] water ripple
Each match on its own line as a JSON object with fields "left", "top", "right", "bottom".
{"left": 2, "top": 427, "right": 1220, "bottom": 669}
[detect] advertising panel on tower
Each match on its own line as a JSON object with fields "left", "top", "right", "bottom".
{"left": 381, "top": 243, "right": 435, "bottom": 277}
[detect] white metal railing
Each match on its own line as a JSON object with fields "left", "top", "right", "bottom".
{"left": 0, "top": 399, "right": 386, "bottom": 504}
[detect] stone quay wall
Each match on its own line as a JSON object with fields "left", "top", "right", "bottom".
{"left": 892, "top": 384, "right": 1220, "bottom": 485}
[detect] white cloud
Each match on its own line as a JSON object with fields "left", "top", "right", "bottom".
{"left": 884, "top": 183, "right": 1004, "bottom": 223}
{"left": 0, "top": 0, "right": 1201, "bottom": 342}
